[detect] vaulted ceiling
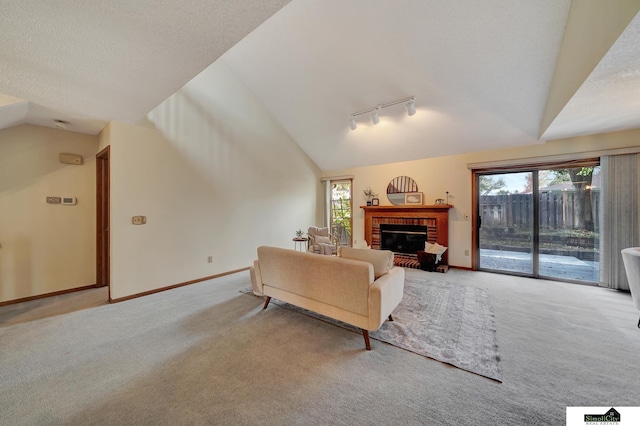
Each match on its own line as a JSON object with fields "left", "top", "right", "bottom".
{"left": 2, "top": 1, "right": 639, "bottom": 171}
{"left": 0, "top": 0, "right": 289, "bottom": 133}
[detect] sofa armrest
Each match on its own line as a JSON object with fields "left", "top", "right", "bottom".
{"left": 367, "top": 267, "right": 405, "bottom": 331}
{"left": 250, "top": 260, "right": 264, "bottom": 296}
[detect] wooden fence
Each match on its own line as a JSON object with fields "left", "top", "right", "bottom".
{"left": 332, "top": 224, "right": 352, "bottom": 246}
{"left": 480, "top": 191, "right": 600, "bottom": 231}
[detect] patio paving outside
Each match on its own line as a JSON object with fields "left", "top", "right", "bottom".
{"left": 480, "top": 249, "right": 599, "bottom": 283}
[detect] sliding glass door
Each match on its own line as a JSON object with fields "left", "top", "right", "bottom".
{"left": 537, "top": 166, "right": 600, "bottom": 282}
{"left": 477, "top": 165, "right": 600, "bottom": 283}
{"left": 478, "top": 172, "right": 534, "bottom": 275}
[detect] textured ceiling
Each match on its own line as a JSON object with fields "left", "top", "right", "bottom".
{"left": 1, "top": 1, "right": 639, "bottom": 171}
{"left": 0, "top": 0, "right": 289, "bottom": 134}
{"left": 541, "top": 12, "right": 640, "bottom": 140}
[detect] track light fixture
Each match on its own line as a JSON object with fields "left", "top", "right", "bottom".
{"left": 371, "top": 107, "right": 380, "bottom": 125}
{"left": 406, "top": 98, "right": 416, "bottom": 116}
{"left": 349, "top": 96, "right": 415, "bottom": 130}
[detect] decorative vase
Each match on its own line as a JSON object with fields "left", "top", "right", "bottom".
{"left": 367, "top": 200, "right": 372, "bottom": 206}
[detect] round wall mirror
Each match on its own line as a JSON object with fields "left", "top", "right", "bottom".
{"left": 387, "top": 176, "right": 418, "bottom": 205}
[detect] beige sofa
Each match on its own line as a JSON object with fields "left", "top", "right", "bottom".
{"left": 250, "top": 246, "right": 405, "bottom": 350}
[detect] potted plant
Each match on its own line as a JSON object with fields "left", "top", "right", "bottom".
{"left": 295, "top": 229, "right": 304, "bottom": 238}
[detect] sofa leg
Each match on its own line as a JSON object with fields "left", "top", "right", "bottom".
{"left": 263, "top": 297, "right": 271, "bottom": 310}
{"left": 362, "top": 329, "right": 371, "bottom": 350}
{"left": 388, "top": 314, "right": 394, "bottom": 321}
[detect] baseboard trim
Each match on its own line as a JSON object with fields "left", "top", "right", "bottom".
{"left": 0, "top": 284, "right": 100, "bottom": 307}
{"left": 109, "top": 267, "right": 250, "bottom": 303}
{"left": 449, "top": 265, "right": 473, "bottom": 271}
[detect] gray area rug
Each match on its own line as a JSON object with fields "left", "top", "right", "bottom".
{"left": 246, "top": 274, "right": 502, "bottom": 381}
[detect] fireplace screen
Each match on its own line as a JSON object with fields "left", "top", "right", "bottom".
{"left": 380, "top": 224, "right": 427, "bottom": 255}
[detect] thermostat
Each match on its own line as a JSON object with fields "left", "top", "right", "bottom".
{"left": 59, "top": 153, "right": 83, "bottom": 165}
{"left": 61, "top": 197, "right": 77, "bottom": 205}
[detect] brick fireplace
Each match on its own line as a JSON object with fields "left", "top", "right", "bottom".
{"left": 361, "top": 205, "right": 452, "bottom": 265}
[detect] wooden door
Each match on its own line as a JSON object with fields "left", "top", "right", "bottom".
{"left": 96, "top": 146, "right": 110, "bottom": 294}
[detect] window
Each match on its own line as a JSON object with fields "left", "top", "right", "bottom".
{"left": 330, "top": 180, "right": 352, "bottom": 246}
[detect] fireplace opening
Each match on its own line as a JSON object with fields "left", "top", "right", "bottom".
{"left": 380, "top": 224, "right": 427, "bottom": 255}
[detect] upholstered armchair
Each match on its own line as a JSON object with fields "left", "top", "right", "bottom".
{"left": 307, "top": 226, "right": 338, "bottom": 255}
{"left": 621, "top": 247, "right": 640, "bottom": 328}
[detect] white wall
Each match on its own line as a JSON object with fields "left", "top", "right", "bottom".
{"left": 324, "top": 129, "right": 640, "bottom": 268}
{"left": 105, "top": 61, "right": 322, "bottom": 300}
{"left": 0, "top": 125, "right": 99, "bottom": 303}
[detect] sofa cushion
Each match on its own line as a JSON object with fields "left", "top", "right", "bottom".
{"left": 338, "top": 247, "right": 394, "bottom": 278}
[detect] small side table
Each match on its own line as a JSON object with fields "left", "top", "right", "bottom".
{"left": 293, "top": 237, "right": 308, "bottom": 251}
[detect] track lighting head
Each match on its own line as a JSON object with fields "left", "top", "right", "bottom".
{"left": 406, "top": 97, "right": 416, "bottom": 116}
{"left": 371, "top": 108, "right": 380, "bottom": 125}
{"left": 349, "top": 116, "right": 357, "bottom": 130}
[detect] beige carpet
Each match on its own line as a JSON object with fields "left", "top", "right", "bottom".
{"left": 246, "top": 274, "right": 502, "bottom": 381}
{"left": 1, "top": 268, "right": 640, "bottom": 425}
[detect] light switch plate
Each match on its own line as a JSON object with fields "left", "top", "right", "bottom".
{"left": 46, "top": 196, "right": 61, "bottom": 204}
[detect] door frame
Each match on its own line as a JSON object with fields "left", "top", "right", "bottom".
{"left": 328, "top": 178, "right": 353, "bottom": 247}
{"left": 472, "top": 162, "right": 600, "bottom": 284}
{"left": 96, "top": 146, "right": 110, "bottom": 298}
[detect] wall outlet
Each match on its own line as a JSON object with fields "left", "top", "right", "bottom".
{"left": 465, "top": 250, "right": 470, "bottom": 256}
{"left": 207, "top": 256, "right": 213, "bottom": 263}
{"left": 132, "top": 216, "right": 147, "bottom": 225}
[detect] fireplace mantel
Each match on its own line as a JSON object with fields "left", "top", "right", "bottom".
{"left": 360, "top": 205, "right": 452, "bottom": 213}
{"left": 361, "top": 204, "right": 453, "bottom": 264}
